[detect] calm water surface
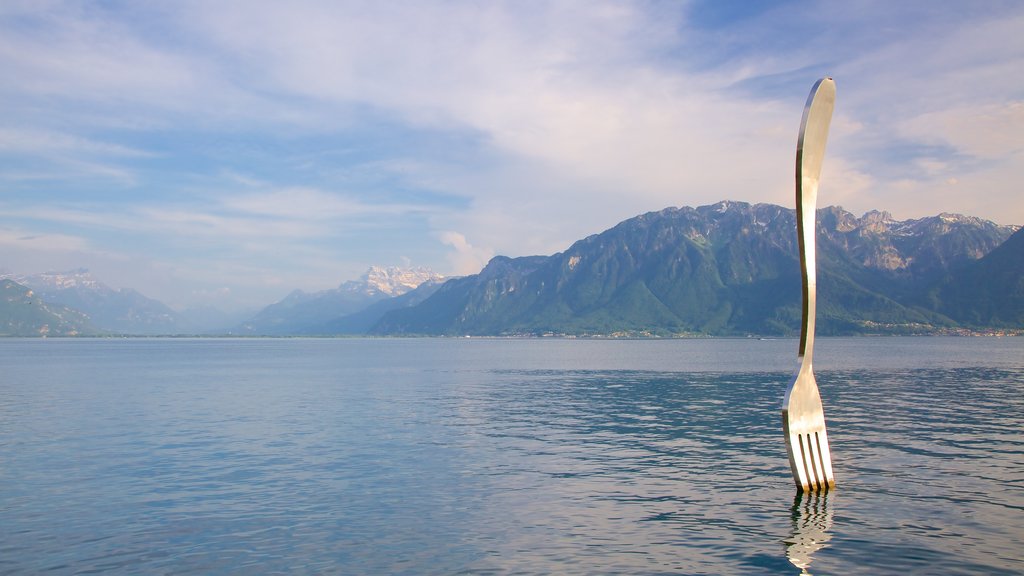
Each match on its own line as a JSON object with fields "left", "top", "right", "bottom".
{"left": 1, "top": 337, "right": 1022, "bottom": 574}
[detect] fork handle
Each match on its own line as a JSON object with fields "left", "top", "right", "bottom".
{"left": 796, "top": 78, "right": 835, "bottom": 363}
{"left": 796, "top": 176, "right": 818, "bottom": 364}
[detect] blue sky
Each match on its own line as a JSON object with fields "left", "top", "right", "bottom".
{"left": 1, "top": 0, "right": 1022, "bottom": 310}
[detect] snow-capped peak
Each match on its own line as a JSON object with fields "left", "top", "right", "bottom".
{"left": 341, "top": 266, "right": 445, "bottom": 296}
{"left": 4, "top": 268, "right": 108, "bottom": 292}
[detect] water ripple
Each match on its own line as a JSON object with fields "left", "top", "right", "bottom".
{"left": 0, "top": 338, "right": 1021, "bottom": 574}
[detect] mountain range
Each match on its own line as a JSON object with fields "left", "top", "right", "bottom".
{"left": 2, "top": 201, "right": 1021, "bottom": 337}
{"left": 1, "top": 268, "right": 180, "bottom": 335}
{"left": 234, "top": 266, "right": 445, "bottom": 335}
{"left": 374, "top": 202, "right": 1021, "bottom": 336}
{"left": 0, "top": 279, "right": 96, "bottom": 336}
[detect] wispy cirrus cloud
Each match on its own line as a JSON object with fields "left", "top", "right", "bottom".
{"left": 0, "top": 128, "right": 154, "bottom": 157}
{"left": 0, "top": 228, "right": 90, "bottom": 253}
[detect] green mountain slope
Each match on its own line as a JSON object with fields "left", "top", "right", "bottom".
{"left": 927, "top": 227, "right": 1024, "bottom": 327}
{"left": 373, "top": 202, "right": 1018, "bottom": 336}
{"left": 1, "top": 279, "right": 99, "bottom": 336}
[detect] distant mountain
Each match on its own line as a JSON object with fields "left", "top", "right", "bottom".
{"left": 372, "top": 202, "right": 1019, "bottom": 336}
{"left": 236, "top": 266, "right": 445, "bottom": 335}
{"left": 928, "top": 226, "right": 1024, "bottom": 327}
{"left": 0, "top": 279, "right": 99, "bottom": 336}
{"left": 3, "top": 269, "right": 180, "bottom": 335}
{"left": 313, "top": 278, "right": 448, "bottom": 335}
{"left": 355, "top": 266, "right": 448, "bottom": 296}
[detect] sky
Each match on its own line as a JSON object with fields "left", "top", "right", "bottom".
{"left": 1, "top": 0, "right": 1022, "bottom": 311}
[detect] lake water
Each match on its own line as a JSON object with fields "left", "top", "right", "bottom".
{"left": 1, "top": 337, "right": 1022, "bottom": 575}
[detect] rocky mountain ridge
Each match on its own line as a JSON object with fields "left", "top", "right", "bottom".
{"left": 372, "top": 202, "right": 1020, "bottom": 336}
{"left": 355, "top": 266, "right": 446, "bottom": 296}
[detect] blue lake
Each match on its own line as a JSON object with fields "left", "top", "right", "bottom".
{"left": 1, "top": 337, "right": 1022, "bottom": 574}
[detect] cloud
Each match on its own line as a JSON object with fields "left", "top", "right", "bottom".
{"left": 6, "top": 2, "right": 1022, "bottom": 219}
{"left": 0, "top": 228, "right": 90, "bottom": 253}
{"left": 179, "top": 1, "right": 795, "bottom": 203}
{"left": 899, "top": 101, "right": 1024, "bottom": 160}
{"left": 0, "top": 128, "right": 148, "bottom": 185}
{"left": 0, "top": 128, "right": 153, "bottom": 157}
{"left": 438, "top": 231, "right": 494, "bottom": 276}
{"left": 173, "top": 1, "right": 813, "bottom": 255}
{"left": 811, "top": 4, "right": 1024, "bottom": 222}
{"left": 179, "top": 0, "right": 1023, "bottom": 226}
{"left": 220, "top": 187, "right": 434, "bottom": 222}
{"left": 0, "top": 2, "right": 227, "bottom": 109}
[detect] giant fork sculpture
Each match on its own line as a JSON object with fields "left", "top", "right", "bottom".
{"left": 782, "top": 77, "right": 836, "bottom": 492}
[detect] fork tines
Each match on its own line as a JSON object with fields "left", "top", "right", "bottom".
{"left": 785, "top": 426, "right": 835, "bottom": 491}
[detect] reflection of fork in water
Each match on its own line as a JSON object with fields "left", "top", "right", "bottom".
{"left": 784, "top": 490, "right": 834, "bottom": 574}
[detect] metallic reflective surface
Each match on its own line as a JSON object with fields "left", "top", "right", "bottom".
{"left": 783, "top": 77, "right": 836, "bottom": 492}
{"left": 785, "top": 490, "right": 834, "bottom": 573}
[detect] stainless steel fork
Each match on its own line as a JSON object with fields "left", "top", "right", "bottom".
{"left": 783, "top": 77, "right": 836, "bottom": 492}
